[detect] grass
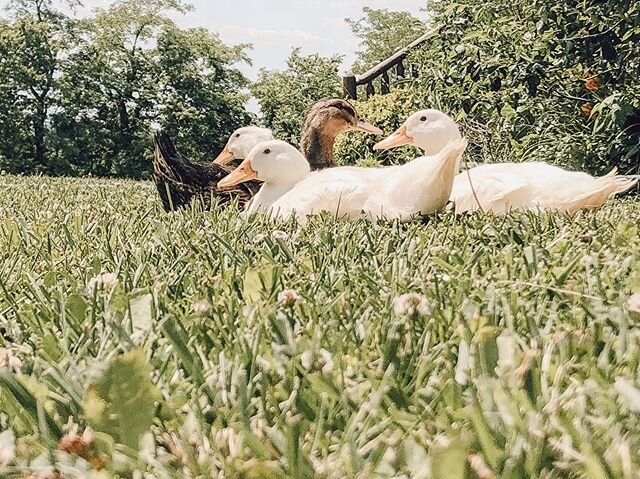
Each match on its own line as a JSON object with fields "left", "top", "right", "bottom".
{"left": 0, "top": 174, "right": 639, "bottom": 478}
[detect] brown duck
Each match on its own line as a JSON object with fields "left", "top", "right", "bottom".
{"left": 152, "top": 99, "right": 382, "bottom": 212}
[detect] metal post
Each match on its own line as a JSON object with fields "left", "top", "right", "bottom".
{"left": 397, "top": 60, "right": 405, "bottom": 78}
{"left": 366, "top": 82, "right": 375, "bottom": 99}
{"left": 381, "top": 71, "right": 390, "bottom": 94}
{"left": 343, "top": 75, "right": 357, "bottom": 100}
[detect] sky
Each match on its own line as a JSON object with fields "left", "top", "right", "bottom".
{"left": 0, "top": 0, "right": 427, "bottom": 78}
{"left": 0, "top": 0, "right": 427, "bottom": 112}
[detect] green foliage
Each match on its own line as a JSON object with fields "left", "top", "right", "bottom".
{"left": 155, "top": 25, "right": 253, "bottom": 159}
{"left": 84, "top": 349, "right": 160, "bottom": 449}
{"left": 334, "top": 90, "right": 424, "bottom": 167}
{"left": 346, "top": 7, "right": 426, "bottom": 74}
{"left": 337, "top": 1, "right": 639, "bottom": 175}
{"left": 252, "top": 48, "right": 343, "bottom": 145}
{"left": 0, "top": 19, "right": 32, "bottom": 171}
{"left": 416, "top": 0, "right": 639, "bottom": 173}
{"left": 0, "top": 0, "right": 251, "bottom": 178}
{"left": 1, "top": 175, "right": 640, "bottom": 476}
{"left": 0, "top": 2, "right": 71, "bottom": 174}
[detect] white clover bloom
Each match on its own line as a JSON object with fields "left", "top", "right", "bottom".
{"left": 627, "top": 293, "right": 640, "bottom": 314}
{"left": 319, "top": 349, "right": 334, "bottom": 374}
{"left": 251, "top": 233, "right": 266, "bottom": 244}
{"left": 393, "top": 293, "right": 430, "bottom": 317}
{"left": 0, "top": 349, "right": 8, "bottom": 369}
{"left": 441, "top": 274, "right": 452, "bottom": 283}
{"left": 192, "top": 300, "right": 212, "bottom": 314}
{"left": 278, "top": 289, "right": 301, "bottom": 307}
{"left": 0, "top": 430, "right": 15, "bottom": 471}
{"left": 272, "top": 230, "right": 289, "bottom": 240}
{"left": 86, "top": 272, "right": 118, "bottom": 292}
{"left": 468, "top": 453, "right": 495, "bottom": 479}
{"left": 7, "top": 356, "right": 22, "bottom": 371}
{"left": 300, "top": 351, "right": 313, "bottom": 370}
{"left": 0, "top": 349, "right": 21, "bottom": 372}
{"left": 580, "top": 254, "right": 597, "bottom": 267}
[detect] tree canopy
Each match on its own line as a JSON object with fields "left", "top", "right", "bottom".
{"left": 346, "top": 7, "right": 426, "bottom": 74}
{"left": 0, "top": 0, "right": 252, "bottom": 178}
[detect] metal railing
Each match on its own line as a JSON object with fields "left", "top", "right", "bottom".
{"left": 342, "top": 29, "right": 439, "bottom": 101}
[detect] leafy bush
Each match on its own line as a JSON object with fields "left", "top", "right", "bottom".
{"left": 425, "top": 0, "right": 640, "bottom": 173}
{"left": 334, "top": 91, "right": 422, "bottom": 167}
{"left": 341, "top": 1, "right": 639, "bottom": 175}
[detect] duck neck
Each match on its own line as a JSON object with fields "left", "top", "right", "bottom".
{"left": 300, "top": 127, "right": 337, "bottom": 171}
{"left": 415, "top": 125, "right": 463, "bottom": 169}
{"left": 248, "top": 182, "right": 296, "bottom": 213}
{"left": 397, "top": 150, "right": 461, "bottom": 212}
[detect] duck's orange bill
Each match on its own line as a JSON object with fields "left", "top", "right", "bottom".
{"left": 218, "top": 159, "right": 257, "bottom": 188}
{"left": 373, "top": 125, "right": 413, "bottom": 150}
{"left": 213, "top": 145, "right": 235, "bottom": 165}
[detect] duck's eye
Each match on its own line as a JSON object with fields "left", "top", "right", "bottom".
{"left": 235, "top": 133, "right": 241, "bottom": 138}
{"left": 264, "top": 148, "right": 271, "bottom": 155}
{"left": 420, "top": 116, "right": 427, "bottom": 122}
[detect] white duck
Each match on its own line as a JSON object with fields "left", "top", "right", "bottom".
{"left": 213, "top": 126, "right": 274, "bottom": 165}
{"left": 374, "top": 110, "right": 638, "bottom": 214}
{"left": 218, "top": 140, "right": 311, "bottom": 214}
{"left": 218, "top": 136, "right": 467, "bottom": 222}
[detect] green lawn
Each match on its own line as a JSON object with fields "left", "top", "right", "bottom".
{"left": 1, "top": 175, "right": 640, "bottom": 478}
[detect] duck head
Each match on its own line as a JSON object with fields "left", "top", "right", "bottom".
{"left": 303, "top": 99, "right": 383, "bottom": 137}
{"left": 373, "top": 109, "right": 461, "bottom": 155}
{"left": 213, "top": 126, "right": 274, "bottom": 165}
{"left": 301, "top": 98, "right": 383, "bottom": 170}
{"left": 218, "top": 140, "right": 311, "bottom": 188}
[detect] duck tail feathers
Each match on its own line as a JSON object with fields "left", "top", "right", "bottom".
{"left": 153, "top": 130, "right": 183, "bottom": 182}
{"left": 603, "top": 167, "right": 618, "bottom": 177}
{"left": 563, "top": 175, "right": 637, "bottom": 212}
{"left": 154, "top": 131, "right": 177, "bottom": 160}
{"left": 612, "top": 176, "right": 638, "bottom": 195}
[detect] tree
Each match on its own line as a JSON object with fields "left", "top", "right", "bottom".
{"left": 54, "top": 0, "right": 190, "bottom": 177}
{"left": 0, "top": 0, "right": 75, "bottom": 174}
{"left": 252, "top": 49, "right": 343, "bottom": 144}
{"left": 0, "top": 0, "right": 252, "bottom": 178}
{"left": 0, "top": 19, "right": 32, "bottom": 172}
{"left": 154, "top": 25, "right": 252, "bottom": 161}
{"left": 346, "top": 7, "right": 426, "bottom": 74}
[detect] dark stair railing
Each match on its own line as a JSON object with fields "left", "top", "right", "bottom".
{"left": 342, "top": 29, "right": 439, "bottom": 101}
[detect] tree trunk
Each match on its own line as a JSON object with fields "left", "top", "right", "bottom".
{"left": 33, "top": 101, "right": 47, "bottom": 171}
{"left": 118, "top": 98, "right": 130, "bottom": 133}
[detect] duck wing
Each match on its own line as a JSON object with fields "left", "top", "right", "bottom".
{"left": 153, "top": 131, "right": 262, "bottom": 212}
{"left": 452, "top": 166, "right": 531, "bottom": 214}
{"left": 452, "top": 163, "right": 638, "bottom": 214}
{"left": 270, "top": 169, "right": 374, "bottom": 222}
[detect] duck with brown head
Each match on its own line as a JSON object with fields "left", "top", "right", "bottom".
{"left": 300, "top": 98, "right": 382, "bottom": 170}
